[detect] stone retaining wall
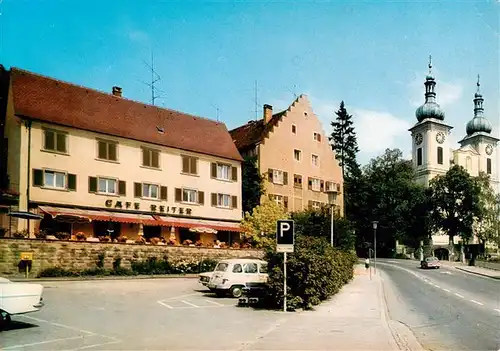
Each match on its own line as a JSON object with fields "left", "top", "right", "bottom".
{"left": 0, "top": 238, "right": 264, "bottom": 277}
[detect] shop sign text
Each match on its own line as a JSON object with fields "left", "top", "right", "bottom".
{"left": 104, "top": 200, "right": 192, "bottom": 216}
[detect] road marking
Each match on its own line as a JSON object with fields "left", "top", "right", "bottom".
{"left": 21, "top": 315, "right": 96, "bottom": 335}
{"left": 455, "top": 293, "right": 464, "bottom": 298}
{"left": 387, "top": 260, "right": 397, "bottom": 263}
{"left": 2, "top": 336, "right": 85, "bottom": 350}
{"left": 182, "top": 300, "right": 199, "bottom": 307}
{"left": 204, "top": 299, "right": 224, "bottom": 306}
{"left": 158, "top": 300, "right": 174, "bottom": 309}
{"left": 470, "top": 299, "right": 484, "bottom": 306}
{"left": 493, "top": 308, "right": 500, "bottom": 313}
{"left": 76, "top": 339, "right": 122, "bottom": 350}
{"left": 434, "top": 285, "right": 441, "bottom": 288}
{"left": 162, "top": 292, "right": 199, "bottom": 301}
{"left": 442, "top": 288, "right": 450, "bottom": 292}
{"left": 440, "top": 271, "right": 452, "bottom": 275}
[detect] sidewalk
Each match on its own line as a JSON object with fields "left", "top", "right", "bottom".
{"left": 8, "top": 273, "right": 199, "bottom": 282}
{"left": 439, "top": 260, "right": 500, "bottom": 279}
{"left": 243, "top": 265, "right": 423, "bottom": 351}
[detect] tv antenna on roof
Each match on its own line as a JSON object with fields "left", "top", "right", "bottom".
{"left": 139, "top": 51, "right": 167, "bottom": 106}
{"left": 210, "top": 103, "right": 221, "bottom": 122}
{"left": 286, "top": 84, "right": 298, "bottom": 99}
{"left": 253, "top": 80, "right": 259, "bottom": 121}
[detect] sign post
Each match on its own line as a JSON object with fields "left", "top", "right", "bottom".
{"left": 276, "top": 220, "right": 294, "bottom": 313}
{"left": 20, "top": 252, "right": 33, "bottom": 279}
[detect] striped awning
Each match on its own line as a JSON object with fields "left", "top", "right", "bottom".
{"left": 154, "top": 216, "right": 242, "bottom": 232}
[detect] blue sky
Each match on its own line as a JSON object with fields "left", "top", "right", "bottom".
{"left": 1, "top": 0, "right": 498, "bottom": 165}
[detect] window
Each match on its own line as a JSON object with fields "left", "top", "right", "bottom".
{"left": 183, "top": 188, "right": 198, "bottom": 203}
{"left": 217, "top": 164, "right": 230, "bottom": 180}
{"left": 43, "top": 129, "right": 67, "bottom": 153}
{"left": 44, "top": 170, "right": 66, "bottom": 189}
{"left": 417, "top": 148, "right": 422, "bottom": 166}
{"left": 181, "top": 155, "right": 198, "bottom": 175}
{"left": 97, "top": 139, "right": 118, "bottom": 161}
{"left": 244, "top": 263, "right": 258, "bottom": 274}
{"left": 313, "top": 132, "right": 321, "bottom": 142}
{"left": 211, "top": 163, "right": 238, "bottom": 181}
{"left": 142, "top": 183, "right": 159, "bottom": 199}
{"left": 437, "top": 147, "right": 443, "bottom": 165}
{"left": 33, "top": 169, "right": 77, "bottom": 191}
{"left": 292, "top": 125, "right": 296, "bottom": 134}
{"left": 308, "top": 177, "right": 321, "bottom": 191}
{"left": 487, "top": 158, "right": 492, "bottom": 174}
{"left": 269, "top": 194, "right": 288, "bottom": 210}
{"left": 232, "top": 264, "right": 243, "bottom": 273}
{"left": 268, "top": 168, "right": 288, "bottom": 185}
{"left": 312, "top": 154, "right": 319, "bottom": 167}
{"left": 309, "top": 200, "right": 321, "bottom": 210}
{"left": 273, "top": 170, "right": 283, "bottom": 184}
{"left": 215, "top": 263, "right": 228, "bottom": 272}
{"left": 466, "top": 156, "right": 472, "bottom": 171}
{"left": 294, "top": 149, "right": 301, "bottom": 161}
{"left": 217, "top": 193, "right": 231, "bottom": 208}
{"left": 98, "top": 177, "right": 117, "bottom": 195}
{"left": 294, "top": 174, "right": 302, "bottom": 188}
{"left": 326, "top": 181, "right": 337, "bottom": 192}
{"left": 142, "top": 148, "right": 160, "bottom": 168}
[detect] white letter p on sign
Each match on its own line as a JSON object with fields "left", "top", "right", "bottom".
{"left": 280, "top": 222, "right": 290, "bottom": 236}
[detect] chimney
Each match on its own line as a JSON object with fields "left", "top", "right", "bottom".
{"left": 112, "top": 86, "right": 122, "bottom": 97}
{"left": 263, "top": 104, "right": 273, "bottom": 124}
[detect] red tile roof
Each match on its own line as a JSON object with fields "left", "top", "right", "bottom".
{"left": 10, "top": 68, "right": 243, "bottom": 161}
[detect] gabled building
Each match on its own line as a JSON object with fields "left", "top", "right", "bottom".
{"left": 230, "top": 95, "right": 343, "bottom": 214}
{"left": 1, "top": 66, "right": 244, "bottom": 245}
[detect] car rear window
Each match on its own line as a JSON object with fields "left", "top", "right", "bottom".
{"left": 215, "top": 263, "right": 228, "bottom": 272}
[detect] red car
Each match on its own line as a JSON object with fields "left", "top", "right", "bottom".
{"left": 421, "top": 256, "right": 441, "bottom": 269}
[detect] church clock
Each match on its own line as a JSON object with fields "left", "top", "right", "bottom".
{"left": 436, "top": 132, "right": 445, "bottom": 144}
{"left": 486, "top": 144, "right": 493, "bottom": 155}
{"left": 415, "top": 133, "right": 423, "bottom": 145}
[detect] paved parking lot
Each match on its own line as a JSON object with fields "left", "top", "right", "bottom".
{"left": 0, "top": 278, "right": 286, "bottom": 350}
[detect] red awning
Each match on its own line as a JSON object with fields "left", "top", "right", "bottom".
{"left": 154, "top": 216, "right": 242, "bottom": 232}
{"left": 38, "top": 206, "right": 162, "bottom": 226}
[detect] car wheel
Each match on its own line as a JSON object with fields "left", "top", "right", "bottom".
{"left": 230, "top": 285, "right": 244, "bottom": 298}
{"left": 0, "top": 311, "right": 10, "bottom": 331}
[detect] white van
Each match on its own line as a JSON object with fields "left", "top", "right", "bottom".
{"left": 199, "top": 258, "right": 268, "bottom": 298}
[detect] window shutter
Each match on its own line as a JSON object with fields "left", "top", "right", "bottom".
{"left": 308, "top": 200, "right": 313, "bottom": 210}
{"left": 98, "top": 141, "right": 107, "bottom": 159}
{"left": 284, "top": 196, "right": 289, "bottom": 210}
{"left": 268, "top": 168, "right": 273, "bottom": 182}
{"left": 152, "top": 150, "right": 159, "bottom": 168}
{"left": 44, "top": 130, "right": 55, "bottom": 150}
{"left": 88, "top": 176, "right": 97, "bottom": 193}
{"left": 231, "top": 195, "right": 237, "bottom": 209}
{"left": 175, "top": 188, "right": 182, "bottom": 202}
{"left": 283, "top": 172, "right": 288, "bottom": 185}
{"left": 33, "top": 169, "right": 44, "bottom": 187}
{"left": 211, "top": 193, "right": 217, "bottom": 206}
{"left": 109, "top": 143, "right": 117, "bottom": 161}
{"left": 182, "top": 156, "right": 189, "bottom": 173}
{"left": 231, "top": 166, "right": 238, "bottom": 181}
{"left": 134, "top": 182, "right": 142, "bottom": 198}
{"left": 198, "top": 191, "right": 204, "bottom": 205}
{"left": 67, "top": 174, "right": 77, "bottom": 191}
{"left": 308, "top": 177, "right": 312, "bottom": 190}
{"left": 320, "top": 180, "right": 324, "bottom": 192}
{"left": 160, "top": 186, "right": 168, "bottom": 200}
{"left": 118, "top": 181, "right": 126, "bottom": 196}
{"left": 318, "top": 134, "right": 321, "bottom": 142}
{"left": 211, "top": 163, "right": 217, "bottom": 178}
{"left": 142, "top": 148, "right": 150, "bottom": 166}
{"left": 268, "top": 194, "right": 274, "bottom": 201}
{"left": 57, "top": 133, "right": 67, "bottom": 153}
{"left": 190, "top": 157, "right": 197, "bottom": 174}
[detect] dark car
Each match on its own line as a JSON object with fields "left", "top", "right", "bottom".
{"left": 421, "top": 256, "right": 441, "bottom": 269}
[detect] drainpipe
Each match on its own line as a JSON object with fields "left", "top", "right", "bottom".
{"left": 25, "top": 119, "right": 32, "bottom": 235}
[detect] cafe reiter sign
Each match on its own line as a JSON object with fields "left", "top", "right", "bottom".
{"left": 104, "top": 199, "right": 193, "bottom": 216}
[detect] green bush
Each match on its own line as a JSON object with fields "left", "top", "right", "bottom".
{"left": 263, "top": 235, "right": 357, "bottom": 311}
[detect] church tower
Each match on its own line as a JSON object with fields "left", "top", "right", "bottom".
{"left": 409, "top": 57, "right": 454, "bottom": 186}
{"left": 458, "top": 76, "right": 499, "bottom": 192}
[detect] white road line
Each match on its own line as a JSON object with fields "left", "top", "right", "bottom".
{"left": 204, "top": 299, "right": 224, "bottom": 306}
{"left": 181, "top": 300, "right": 199, "bottom": 308}
{"left": 158, "top": 300, "right": 174, "bottom": 309}
{"left": 21, "top": 315, "right": 96, "bottom": 335}
{"left": 434, "top": 285, "right": 441, "bottom": 288}
{"left": 470, "top": 299, "right": 484, "bottom": 306}
{"left": 442, "top": 288, "right": 451, "bottom": 292}
{"left": 76, "top": 339, "right": 122, "bottom": 350}
{"left": 493, "top": 308, "right": 500, "bottom": 313}
{"left": 2, "top": 336, "right": 85, "bottom": 350}
{"left": 162, "top": 292, "right": 199, "bottom": 301}
{"left": 455, "top": 293, "right": 465, "bottom": 298}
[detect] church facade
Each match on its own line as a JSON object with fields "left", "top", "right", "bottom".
{"left": 408, "top": 59, "right": 499, "bottom": 258}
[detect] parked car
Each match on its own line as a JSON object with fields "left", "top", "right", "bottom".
{"left": 200, "top": 258, "right": 268, "bottom": 298}
{"left": 420, "top": 256, "right": 441, "bottom": 269}
{"left": 0, "top": 277, "right": 44, "bottom": 329}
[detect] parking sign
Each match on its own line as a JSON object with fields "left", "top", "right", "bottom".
{"left": 276, "top": 220, "right": 294, "bottom": 253}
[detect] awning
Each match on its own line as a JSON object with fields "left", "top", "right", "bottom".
{"left": 38, "top": 206, "right": 161, "bottom": 226}
{"left": 154, "top": 216, "right": 242, "bottom": 232}
{"left": 8, "top": 211, "right": 44, "bottom": 220}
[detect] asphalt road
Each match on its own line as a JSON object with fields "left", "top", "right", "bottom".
{"left": 378, "top": 259, "right": 500, "bottom": 351}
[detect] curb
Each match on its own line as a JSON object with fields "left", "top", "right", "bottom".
{"left": 9, "top": 274, "right": 200, "bottom": 282}
{"left": 454, "top": 267, "right": 500, "bottom": 280}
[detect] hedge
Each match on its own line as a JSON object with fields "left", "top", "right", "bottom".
{"left": 262, "top": 235, "right": 357, "bottom": 311}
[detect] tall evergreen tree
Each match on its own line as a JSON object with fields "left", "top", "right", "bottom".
{"left": 329, "top": 101, "right": 360, "bottom": 180}
{"left": 241, "top": 155, "right": 265, "bottom": 214}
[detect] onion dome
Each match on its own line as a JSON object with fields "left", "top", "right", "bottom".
{"left": 415, "top": 56, "right": 445, "bottom": 122}
{"left": 466, "top": 75, "right": 492, "bottom": 135}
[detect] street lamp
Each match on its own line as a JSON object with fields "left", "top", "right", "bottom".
{"left": 372, "top": 221, "right": 378, "bottom": 274}
{"left": 328, "top": 191, "right": 338, "bottom": 247}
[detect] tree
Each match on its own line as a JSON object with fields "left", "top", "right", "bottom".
{"left": 329, "top": 101, "right": 360, "bottom": 180}
{"left": 429, "top": 165, "right": 482, "bottom": 245}
{"left": 473, "top": 172, "right": 499, "bottom": 246}
{"left": 241, "top": 155, "right": 265, "bottom": 214}
{"left": 240, "top": 199, "right": 289, "bottom": 248}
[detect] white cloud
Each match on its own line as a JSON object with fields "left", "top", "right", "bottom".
{"left": 409, "top": 73, "right": 464, "bottom": 108}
